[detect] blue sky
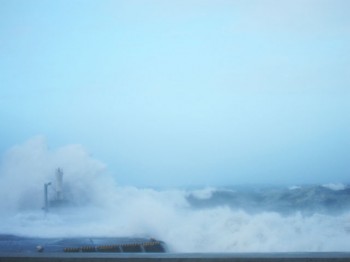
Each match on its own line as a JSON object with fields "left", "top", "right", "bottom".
{"left": 0, "top": 0, "right": 349, "bottom": 187}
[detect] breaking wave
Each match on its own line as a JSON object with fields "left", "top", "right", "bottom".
{"left": 1, "top": 137, "right": 350, "bottom": 252}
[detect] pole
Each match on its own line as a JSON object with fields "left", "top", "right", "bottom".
{"left": 44, "top": 182, "right": 51, "bottom": 213}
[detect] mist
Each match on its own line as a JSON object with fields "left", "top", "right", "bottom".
{"left": 1, "top": 137, "right": 350, "bottom": 252}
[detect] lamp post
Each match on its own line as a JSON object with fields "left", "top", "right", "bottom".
{"left": 44, "top": 182, "right": 51, "bottom": 213}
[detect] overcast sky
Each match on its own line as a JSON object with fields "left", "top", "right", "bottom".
{"left": 0, "top": 0, "right": 349, "bottom": 187}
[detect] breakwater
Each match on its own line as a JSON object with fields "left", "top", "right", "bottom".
{"left": 1, "top": 253, "right": 350, "bottom": 262}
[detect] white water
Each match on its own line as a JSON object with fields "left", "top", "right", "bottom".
{"left": 1, "top": 137, "right": 350, "bottom": 252}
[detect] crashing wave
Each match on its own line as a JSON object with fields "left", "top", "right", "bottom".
{"left": 322, "top": 183, "right": 347, "bottom": 191}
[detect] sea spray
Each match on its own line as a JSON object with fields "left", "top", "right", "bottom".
{"left": 1, "top": 137, "right": 350, "bottom": 252}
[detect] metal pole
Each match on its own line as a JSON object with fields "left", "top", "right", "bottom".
{"left": 44, "top": 182, "right": 51, "bottom": 213}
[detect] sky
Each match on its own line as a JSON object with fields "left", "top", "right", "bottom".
{"left": 0, "top": 0, "right": 349, "bottom": 187}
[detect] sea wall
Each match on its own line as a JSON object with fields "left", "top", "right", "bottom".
{"left": 1, "top": 253, "right": 350, "bottom": 262}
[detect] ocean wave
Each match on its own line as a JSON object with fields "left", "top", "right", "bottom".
{"left": 322, "top": 183, "right": 347, "bottom": 191}
{"left": 187, "top": 185, "right": 350, "bottom": 215}
{"left": 1, "top": 138, "right": 350, "bottom": 252}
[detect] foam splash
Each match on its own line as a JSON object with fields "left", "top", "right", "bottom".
{"left": 1, "top": 137, "right": 350, "bottom": 252}
{"left": 190, "top": 187, "right": 216, "bottom": 200}
{"left": 322, "top": 183, "right": 347, "bottom": 191}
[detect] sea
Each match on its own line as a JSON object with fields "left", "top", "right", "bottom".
{"left": 0, "top": 138, "right": 349, "bottom": 253}
{"left": 1, "top": 183, "right": 350, "bottom": 253}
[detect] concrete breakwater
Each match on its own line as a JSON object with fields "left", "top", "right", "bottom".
{"left": 1, "top": 253, "right": 350, "bottom": 262}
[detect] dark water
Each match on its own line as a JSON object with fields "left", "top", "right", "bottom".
{"left": 186, "top": 184, "right": 350, "bottom": 215}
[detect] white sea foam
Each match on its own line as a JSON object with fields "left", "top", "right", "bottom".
{"left": 322, "top": 183, "right": 347, "bottom": 191}
{"left": 289, "top": 185, "right": 301, "bottom": 190}
{"left": 189, "top": 187, "right": 216, "bottom": 200}
{"left": 1, "top": 137, "right": 350, "bottom": 252}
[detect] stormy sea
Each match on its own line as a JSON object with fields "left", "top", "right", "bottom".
{"left": 0, "top": 138, "right": 350, "bottom": 253}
